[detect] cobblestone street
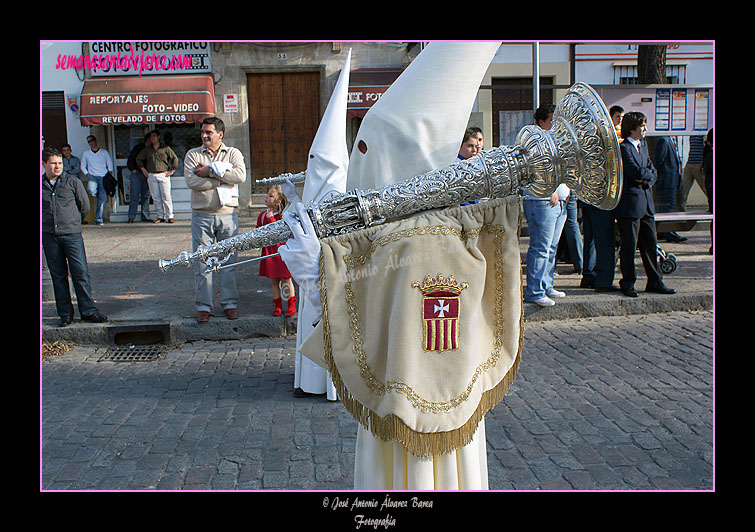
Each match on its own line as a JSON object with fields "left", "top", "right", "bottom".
{"left": 42, "top": 310, "right": 713, "bottom": 492}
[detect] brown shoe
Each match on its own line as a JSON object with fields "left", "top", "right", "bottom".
{"left": 197, "top": 310, "right": 211, "bottom": 323}
{"left": 224, "top": 308, "right": 240, "bottom": 320}
{"left": 168, "top": 218, "right": 175, "bottom": 223}
{"left": 154, "top": 218, "right": 163, "bottom": 223}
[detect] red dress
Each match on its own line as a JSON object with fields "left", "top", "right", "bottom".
{"left": 256, "top": 210, "right": 292, "bottom": 279}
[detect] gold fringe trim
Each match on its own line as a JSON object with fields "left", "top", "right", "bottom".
{"left": 318, "top": 200, "right": 526, "bottom": 458}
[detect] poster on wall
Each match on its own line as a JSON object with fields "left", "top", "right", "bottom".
{"left": 671, "top": 89, "right": 687, "bottom": 131}
{"left": 693, "top": 89, "right": 710, "bottom": 131}
{"left": 655, "top": 89, "right": 670, "bottom": 131}
{"left": 224, "top": 94, "right": 238, "bottom": 113}
{"left": 498, "top": 110, "right": 531, "bottom": 147}
{"left": 594, "top": 85, "right": 712, "bottom": 135}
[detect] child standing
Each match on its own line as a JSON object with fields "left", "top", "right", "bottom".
{"left": 257, "top": 185, "right": 296, "bottom": 317}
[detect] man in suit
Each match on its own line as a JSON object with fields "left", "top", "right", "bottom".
{"left": 613, "top": 112, "right": 675, "bottom": 298}
{"left": 654, "top": 135, "right": 687, "bottom": 242}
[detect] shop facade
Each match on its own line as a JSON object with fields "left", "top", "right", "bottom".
{"left": 42, "top": 41, "right": 216, "bottom": 221}
{"left": 205, "top": 41, "right": 419, "bottom": 208}
{"left": 41, "top": 41, "right": 420, "bottom": 220}
{"left": 41, "top": 41, "right": 714, "bottom": 219}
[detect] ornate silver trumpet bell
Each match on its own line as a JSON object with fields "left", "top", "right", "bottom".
{"left": 159, "top": 83, "right": 622, "bottom": 273}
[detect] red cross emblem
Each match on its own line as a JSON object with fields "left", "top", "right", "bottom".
{"left": 412, "top": 274, "right": 468, "bottom": 352}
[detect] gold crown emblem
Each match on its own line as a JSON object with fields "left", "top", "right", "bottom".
{"left": 412, "top": 273, "right": 469, "bottom": 295}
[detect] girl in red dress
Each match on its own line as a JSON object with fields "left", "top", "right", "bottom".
{"left": 256, "top": 185, "right": 296, "bottom": 317}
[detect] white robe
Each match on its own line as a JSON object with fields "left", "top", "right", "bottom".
{"left": 354, "top": 421, "right": 488, "bottom": 490}
{"left": 341, "top": 42, "right": 502, "bottom": 491}
{"left": 294, "top": 302, "right": 337, "bottom": 400}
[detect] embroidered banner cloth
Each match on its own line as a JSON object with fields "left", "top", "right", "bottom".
{"left": 300, "top": 196, "right": 524, "bottom": 457}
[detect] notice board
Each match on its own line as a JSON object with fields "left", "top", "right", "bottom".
{"left": 593, "top": 85, "right": 713, "bottom": 135}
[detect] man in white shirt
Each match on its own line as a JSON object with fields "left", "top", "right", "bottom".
{"left": 80, "top": 135, "right": 114, "bottom": 225}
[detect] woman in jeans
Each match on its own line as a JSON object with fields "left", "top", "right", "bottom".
{"left": 522, "top": 104, "right": 570, "bottom": 307}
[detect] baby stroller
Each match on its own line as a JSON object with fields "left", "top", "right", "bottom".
{"left": 658, "top": 245, "right": 678, "bottom": 274}
{"left": 613, "top": 230, "right": 678, "bottom": 274}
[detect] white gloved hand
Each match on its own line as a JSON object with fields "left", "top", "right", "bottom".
{"left": 280, "top": 178, "right": 302, "bottom": 209}
{"left": 279, "top": 202, "right": 322, "bottom": 313}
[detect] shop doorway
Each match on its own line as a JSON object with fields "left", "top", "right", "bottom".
{"left": 492, "top": 77, "right": 553, "bottom": 147}
{"left": 247, "top": 71, "right": 320, "bottom": 191}
{"left": 108, "top": 123, "right": 201, "bottom": 221}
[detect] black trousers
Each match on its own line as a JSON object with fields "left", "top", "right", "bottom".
{"left": 581, "top": 204, "right": 616, "bottom": 289}
{"left": 615, "top": 214, "right": 662, "bottom": 289}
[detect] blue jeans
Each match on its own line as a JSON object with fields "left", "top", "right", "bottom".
{"left": 128, "top": 171, "right": 151, "bottom": 221}
{"left": 562, "top": 194, "right": 583, "bottom": 270}
{"left": 523, "top": 198, "right": 567, "bottom": 301}
{"left": 191, "top": 212, "right": 239, "bottom": 312}
{"left": 42, "top": 232, "right": 99, "bottom": 319}
{"left": 85, "top": 174, "right": 107, "bottom": 223}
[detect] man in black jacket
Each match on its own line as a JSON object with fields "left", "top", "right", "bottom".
{"left": 42, "top": 146, "right": 107, "bottom": 327}
{"left": 612, "top": 112, "right": 675, "bottom": 298}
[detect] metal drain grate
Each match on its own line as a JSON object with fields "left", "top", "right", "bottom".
{"left": 99, "top": 345, "right": 166, "bottom": 362}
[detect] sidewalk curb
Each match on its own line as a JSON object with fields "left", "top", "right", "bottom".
{"left": 522, "top": 291, "right": 713, "bottom": 322}
{"left": 41, "top": 315, "right": 297, "bottom": 345}
{"left": 41, "top": 291, "right": 712, "bottom": 346}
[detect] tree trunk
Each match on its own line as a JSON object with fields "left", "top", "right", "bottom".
{"left": 637, "top": 45, "right": 667, "bottom": 165}
{"left": 637, "top": 45, "right": 667, "bottom": 84}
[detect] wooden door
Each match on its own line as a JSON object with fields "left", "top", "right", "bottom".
{"left": 247, "top": 71, "right": 320, "bottom": 189}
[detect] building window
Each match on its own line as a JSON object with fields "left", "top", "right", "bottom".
{"left": 42, "top": 91, "right": 68, "bottom": 149}
{"left": 614, "top": 64, "right": 687, "bottom": 85}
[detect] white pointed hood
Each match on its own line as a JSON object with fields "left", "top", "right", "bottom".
{"left": 295, "top": 49, "right": 352, "bottom": 400}
{"left": 302, "top": 49, "right": 351, "bottom": 203}
{"left": 346, "top": 42, "right": 501, "bottom": 190}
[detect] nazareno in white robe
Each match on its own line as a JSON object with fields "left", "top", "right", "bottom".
{"left": 293, "top": 42, "right": 504, "bottom": 491}
{"left": 292, "top": 51, "right": 351, "bottom": 401}
{"left": 344, "top": 42, "right": 500, "bottom": 491}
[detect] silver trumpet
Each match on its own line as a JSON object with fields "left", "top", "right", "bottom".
{"left": 255, "top": 171, "right": 306, "bottom": 188}
{"left": 159, "top": 83, "right": 622, "bottom": 273}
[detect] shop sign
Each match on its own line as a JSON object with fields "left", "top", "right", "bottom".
{"left": 86, "top": 41, "right": 211, "bottom": 77}
{"left": 79, "top": 75, "right": 215, "bottom": 126}
{"left": 224, "top": 94, "right": 238, "bottom": 113}
{"left": 347, "top": 85, "right": 390, "bottom": 118}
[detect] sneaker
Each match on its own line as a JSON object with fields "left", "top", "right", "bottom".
{"left": 530, "top": 296, "right": 555, "bottom": 307}
{"left": 547, "top": 289, "right": 566, "bottom": 298}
